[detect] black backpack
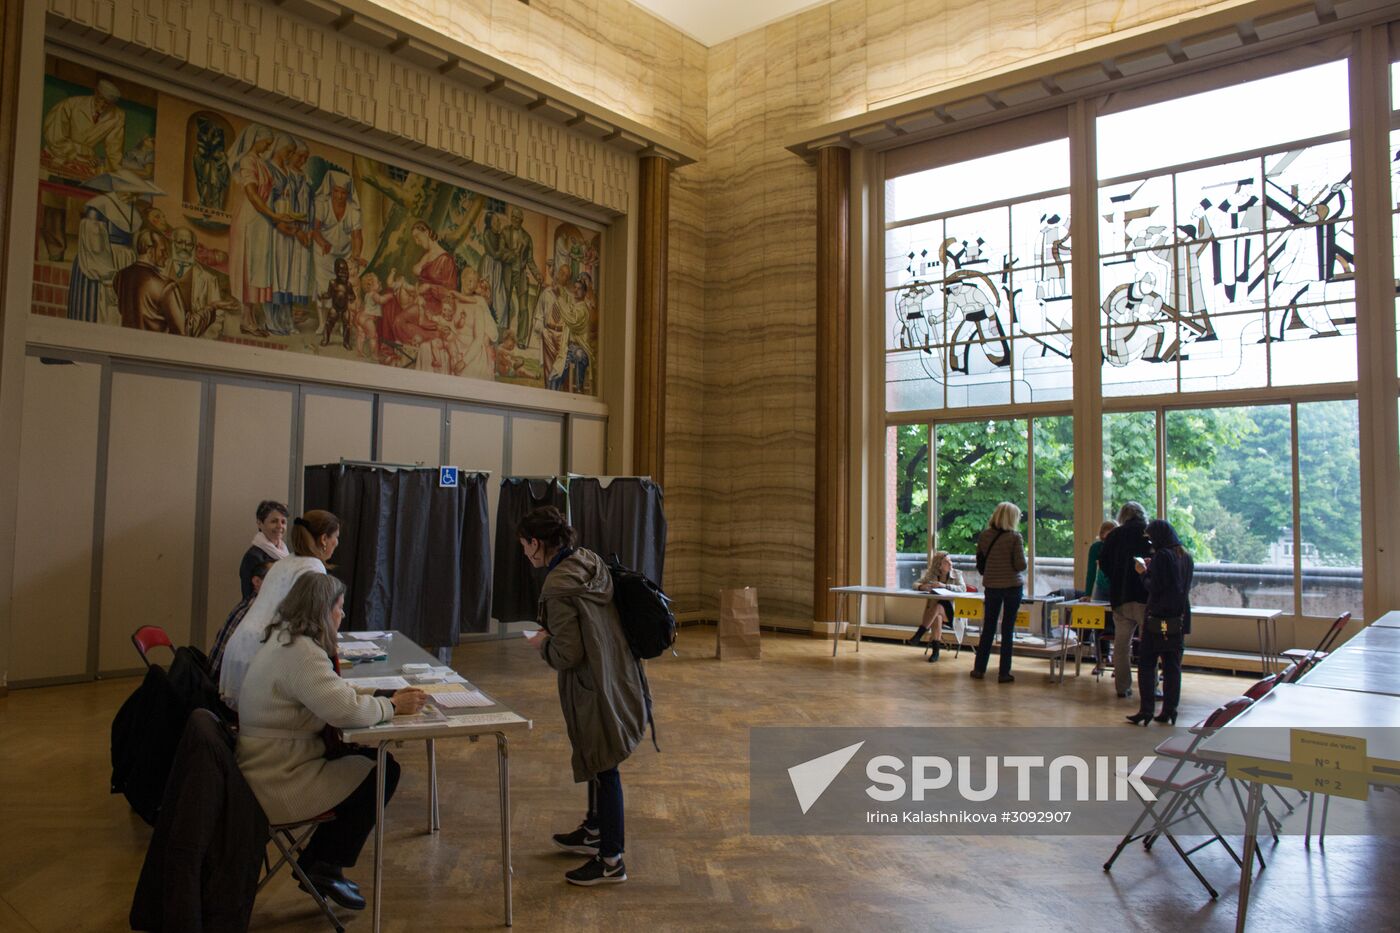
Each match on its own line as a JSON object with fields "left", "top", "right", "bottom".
{"left": 604, "top": 554, "right": 674, "bottom": 752}
{"left": 605, "top": 554, "right": 677, "bottom": 660}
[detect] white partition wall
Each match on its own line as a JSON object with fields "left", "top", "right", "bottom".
{"left": 301, "top": 391, "right": 374, "bottom": 475}
{"left": 511, "top": 414, "right": 565, "bottom": 476}
{"left": 4, "top": 354, "right": 599, "bottom": 684}
{"left": 449, "top": 407, "right": 507, "bottom": 540}
{"left": 570, "top": 417, "right": 608, "bottom": 475}
{"left": 379, "top": 399, "right": 444, "bottom": 466}
{"left": 98, "top": 371, "right": 203, "bottom": 672}
{"left": 204, "top": 382, "right": 295, "bottom": 644}
{"left": 10, "top": 357, "right": 102, "bottom": 682}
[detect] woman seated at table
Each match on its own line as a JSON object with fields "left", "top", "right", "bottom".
{"left": 904, "top": 550, "right": 966, "bottom": 662}
{"left": 237, "top": 573, "right": 426, "bottom": 911}
{"left": 220, "top": 509, "right": 341, "bottom": 708}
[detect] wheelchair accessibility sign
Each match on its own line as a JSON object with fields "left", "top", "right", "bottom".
{"left": 439, "top": 466, "right": 459, "bottom": 488}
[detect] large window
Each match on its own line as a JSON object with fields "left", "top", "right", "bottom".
{"left": 891, "top": 417, "right": 1073, "bottom": 596}
{"left": 1096, "top": 62, "right": 1356, "bottom": 396}
{"left": 882, "top": 49, "right": 1391, "bottom": 626}
{"left": 885, "top": 140, "right": 1074, "bottom": 411}
{"left": 1097, "top": 402, "right": 1361, "bottom": 618}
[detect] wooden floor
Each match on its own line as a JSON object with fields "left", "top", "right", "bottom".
{"left": 1, "top": 626, "right": 1396, "bottom": 932}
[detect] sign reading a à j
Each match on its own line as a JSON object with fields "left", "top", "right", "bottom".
{"left": 439, "top": 466, "right": 459, "bottom": 488}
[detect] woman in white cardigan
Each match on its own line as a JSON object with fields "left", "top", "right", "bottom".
{"left": 237, "top": 572, "right": 425, "bottom": 910}
{"left": 219, "top": 509, "right": 340, "bottom": 708}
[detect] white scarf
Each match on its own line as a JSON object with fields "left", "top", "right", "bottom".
{"left": 251, "top": 531, "right": 290, "bottom": 561}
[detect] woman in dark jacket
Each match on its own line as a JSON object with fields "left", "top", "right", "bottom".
{"left": 1127, "top": 519, "right": 1194, "bottom": 726}
{"left": 520, "top": 506, "right": 647, "bottom": 886}
{"left": 239, "top": 499, "right": 289, "bottom": 598}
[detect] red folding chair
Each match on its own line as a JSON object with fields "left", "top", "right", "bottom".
{"left": 1281, "top": 611, "right": 1351, "bottom": 668}
{"left": 131, "top": 625, "right": 175, "bottom": 667}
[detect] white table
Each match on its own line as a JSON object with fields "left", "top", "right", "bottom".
{"left": 1196, "top": 683, "right": 1400, "bottom": 932}
{"left": 1193, "top": 606, "right": 1284, "bottom": 673}
{"left": 827, "top": 586, "right": 1059, "bottom": 658}
{"left": 1339, "top": 625, "right": 1400, "bottom": 654}
{"left": 1369, "top": 610, "right": 1400, "bottom": 630}
{"left": 1298, "top": 650, "right": 1400, "bottom": 696}
{"left": 340, "top": 634, "right": 532, "bottom": 930}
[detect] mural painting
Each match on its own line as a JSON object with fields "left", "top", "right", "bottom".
{"left": 33, "top": 56, "right": 601, "bottom": 395}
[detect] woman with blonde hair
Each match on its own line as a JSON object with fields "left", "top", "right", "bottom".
{"left": 219, "top": 509, "right": 342, "bottom": 708}
{"left": 237, "top": 573, "right": 425, "bottom": 910}
{"left": 972, "top": 502, "right": 1027, "bottom": 683}
{"left": 905, "top": 549, "right": 966, "bottom": 662}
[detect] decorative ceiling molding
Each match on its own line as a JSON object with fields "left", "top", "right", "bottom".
{"left": 280, "top": 0, "right": 700, "bottom": 166}
{"left": 785, "top": 0, "right": 1396, "bottom": 163}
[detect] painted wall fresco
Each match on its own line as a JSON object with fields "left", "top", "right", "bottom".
{"left": 33, "top": 56, "right": 601, "bottom": 395}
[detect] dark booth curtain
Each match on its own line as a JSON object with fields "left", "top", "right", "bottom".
{"left": 569, "top": 477, "right": 667, "bottom": 585}
{"left": 493, "top": 478, "right": 568, "bottom": 623}
{"left": 303, "top": 465, "right": 491, "bottom": 646}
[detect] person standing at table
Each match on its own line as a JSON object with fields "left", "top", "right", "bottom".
{"left": 237, "top": 573, "right": 425, "bottom": 910}
{"left": 240, "top": 499, "right": 290, "bottom": 599}
{"left": 1084, "top": 519, "right": 1117, "bottom": 675}
{"left": 1099, "top": 502, "right": 1153, "bottom": 699}
{"left": 518, "top": 506, "right": 646, "bottom": 886}
{"left": 1127, "top": 519, "right": 1193, "bottom": 726}
{"left": 905, "top": 549, "right": 966, "bottom": 662}
{"left": 220, "top": 509, "right": 340, "bottom": 708}
{"left": 971, "top": 502, "right": 1027, "bottom": 683}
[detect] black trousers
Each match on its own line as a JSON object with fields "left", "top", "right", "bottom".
{"left": 303, "top": 749, "right": 400, "bottom": 868}
{"left": 584, "top": 767, "right": 625, "bottom": 859}
{"left": 1136, "top": 622, "right": 1184, "bottom": 718}
{"left": 974, "top": 586, "right": 1023, "bottom": 677}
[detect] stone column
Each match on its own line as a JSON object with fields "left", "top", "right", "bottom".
{"left": 633, "top": 154, "right": 670, "bottom": 487}
{"left": 815, "top": 144, "right": 850, "bottom": 629}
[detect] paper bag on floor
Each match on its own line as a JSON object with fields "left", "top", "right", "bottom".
{"left": 717, "top": 587, "right": 761, "bottom": 659}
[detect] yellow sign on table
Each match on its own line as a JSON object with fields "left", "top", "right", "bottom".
{"left": 1291, "top": 729, "right": 1367, "bottom": 774}
{"left": 1069, "top": 604, "right": 1106, "bottom": 630}
{"left": 1014, "top": 608, "right": 1031, "bottom": 630}
{"left": 1225, "top": 755, "right": 1369, "bottom": 801}
{"left": 953, "top": 598, "right": 983, "bottom": 621}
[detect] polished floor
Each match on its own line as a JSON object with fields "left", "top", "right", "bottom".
{"left": 1, "top": 626, "right": 1396, "bottom": 932}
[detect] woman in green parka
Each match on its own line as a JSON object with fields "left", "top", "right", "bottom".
{"left": 519, "top": 506, "right": 646, "bottom": 886}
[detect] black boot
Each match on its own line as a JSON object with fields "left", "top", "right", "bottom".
{"left": 905, "top": 625, "right": 929, "bottom": 646}
{"left": 927, "top": 642, "right": 940, "bottom": 663}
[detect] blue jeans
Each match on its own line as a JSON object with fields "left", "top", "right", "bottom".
{"left": 975, "top": 586, "right": 1023, "bottom": 677}
{"left": 585, "top": 767, "right": 624, "bottom": 858}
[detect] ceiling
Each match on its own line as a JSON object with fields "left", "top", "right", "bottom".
{"left": 627, "top": 0, "right": 836, "bottom": 47}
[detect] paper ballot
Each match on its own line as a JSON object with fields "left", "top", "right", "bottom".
{"left": 431, "top": 689, "right": 494, "bottom": 709}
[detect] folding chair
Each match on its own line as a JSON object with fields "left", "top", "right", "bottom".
{"left": 1103, "top": 749, "right": 1249, "bottom": 900}
{"left": 1281, "top": 611, "right": 1351, "bottom": 667}
{"left": 258, "top": 810, "right": 345, "bottom": 932}
{"left": 131, "top": 625, "right": 175, "bottom": 667}
{"left": 1151, "top": 698, "right": 1284, "bottom": 850}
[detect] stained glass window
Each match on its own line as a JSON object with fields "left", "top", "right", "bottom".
{"left": 885, "top": 146, "right": 1072, "bottom": 411}
{"left": 1096, "top": 62, "right": 1354, "bottom": 396}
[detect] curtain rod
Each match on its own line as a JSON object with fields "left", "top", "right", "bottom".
{"left": 332, "top": 459, "right": 492, "bottom": 475}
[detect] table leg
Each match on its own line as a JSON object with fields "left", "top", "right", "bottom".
{"left": 372, "top": 741, "right": 388, "bottom": 933}
{"left": 1235, "top": 781, "right": 1263, "bottom": 933}
{"left": 427, "top": 738, "right": 440, "bottom": 833}
{"left": 496, "top": 733, "right": 513, "bottom": 926}
{"left": 1255, "top": 620, "right": 1270, "bottom": 676}
{"left": 832, "top": 592, "right": 843, "bottom": 658}
{"left": 1267, "top": 618, "right": 1279, "bottom": 675}
{"left": 854, "top": 593, "right": 864, "bottom": 653}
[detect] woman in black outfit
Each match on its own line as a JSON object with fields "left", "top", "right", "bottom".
{"left": 239, "top": 499, "right": 289, "bottom": 598}
{"left": 1126, "top": 519, "right": 1193, "bottom": 726}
